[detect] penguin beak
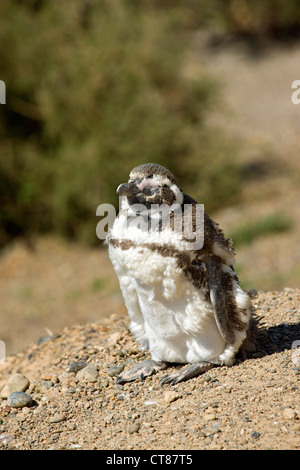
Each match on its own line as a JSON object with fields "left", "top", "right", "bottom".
{"left": 116, "top": 182, "right": 138, "bottom": 197}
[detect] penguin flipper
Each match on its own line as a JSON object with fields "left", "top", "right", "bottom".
{"left": 206, "top": 260, "right": 236, "bottom": 345}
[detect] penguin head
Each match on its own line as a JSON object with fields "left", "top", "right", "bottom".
{"left": 116, "top": 163, "right": 183, "bottom": 208}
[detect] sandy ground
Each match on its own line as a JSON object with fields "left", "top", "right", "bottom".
{"left": 0, "top": 237, "right": 124, "bottom": 355}
{"left": 0, "top": 289, "right": 299, "bottom": 450}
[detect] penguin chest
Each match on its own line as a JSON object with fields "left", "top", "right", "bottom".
{"left": 109, "top": 243, "right": 226, "bottom": 364}
{"left": 110, "top": 242, "right": 188, "bottom": 302}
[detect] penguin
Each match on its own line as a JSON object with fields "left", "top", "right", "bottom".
{"left": 106, "top": 163, "right": 253, "bottom": 385}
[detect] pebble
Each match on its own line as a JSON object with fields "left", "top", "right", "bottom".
{"left": 128, "top": 422, "right": 140, "bottom": 434}
{"left": 7, "top": 392, "right": 34, "bottom": 408}
{"left": 41, "top": 380, "right": 54, "bottom": 389}
{"left": 200, "top": 374, "right": 212, "bottom": 383}
{"left": 0, "top": 435, "right": 15, "bottom": 445}
{"left": 107, "top": 363, "right": 124, "bottom": 377}
{"left": 107, "top": 332, "right": 122, "bottom": 348}
{"left": 17, "top": 413, "right": 28, "bottom": 423}
{"left": 66, "top": 361, "right": 88, "bottom": 373}
{"left": 0, "top": 373, "right": 30, "bottom": 399}
{"left": 76, "top": 364, "right": 99, "bottom": 383}
{"left": 164, "top": 391, "right": 181, "bottom": 403}
{"left": 38, "top": 335, "right": 54, "bottom": 345}
{"left": 144, "top": 399, "right": 159, "bottom": 406}
{"left": 251, "top": 431, "right": 260, "bottom": 439}
{"left": 282, "top": 408, "right": 298, "bottom": 420}
{"left": 204, "top": 421, "right": 220, "bottom": 436}
{"left": 203, "top": 407, "right": 217, "bottom": 421}
{"left": 49, "top": 413, "right": 67, "bottom": 423}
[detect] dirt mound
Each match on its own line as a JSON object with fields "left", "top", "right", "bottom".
{"left": 0, "top": 289, "right": 299, "bottom": 450}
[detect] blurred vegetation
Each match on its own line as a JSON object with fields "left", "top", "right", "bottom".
{"left": 230, "top": 213, "right": 293, "bottom": 247}
{"left": 1, "top": 0, "right": 300, "bottom": 247}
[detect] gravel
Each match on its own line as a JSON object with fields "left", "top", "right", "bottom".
{"left": 0, "top": 289, "right": 299, "bottom": 450}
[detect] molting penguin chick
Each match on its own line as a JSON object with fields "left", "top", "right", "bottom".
{"left": 107, "top": 163, "right": 253, "bottom": 385}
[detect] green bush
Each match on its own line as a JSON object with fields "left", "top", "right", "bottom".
{"left": 207, "top": 0, "right": 300, "bottom": 39}
{"left": 3, "top": 0, "right": 298, "bottom": 248}
{"left": 129, "top": 0, "right": 300, "bottom": 38}
{"left": 230, "top": 213, "right": 293, "bottom": 246}
{"left": 0, "top": 0, "right": 244, "bottom": 247}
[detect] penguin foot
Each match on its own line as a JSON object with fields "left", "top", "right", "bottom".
{"left": 115, "top": 360, "right": 168, "bottom": 384}
{"left": 160, "top": 362, "right": 215, "bottom": 386}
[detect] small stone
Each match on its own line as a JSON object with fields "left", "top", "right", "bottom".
{"left": 107, "top": 363, "right": 124, "bottom": 377}
{"left": 76, "top": 364, "right": 99, "bottom": 383}
{"left": 144, "top": 399, "right": 159, "bottom": 406}
{"left": 41, "top": 380, "right": 54, "bottom": 389}
{"left": 0, "top": 374, "right": 30, "bottom": 399}
{"left": 200, "top": 374, "right": 212, "bottom": 383}
{"left": 203, "top": 406, "right": 217, "bottom": 421}
{"left": 282, "top": 408, "right": 297, "bottom": 420}
{"left": 67, "top": 424, "right": 77, "bottom": 431}
{"left": 66, "top": 361, "right": 88, "bottom": 373}
{"left": 16, "top": 413, "right": 27, "bottom": 422}
{"left": 204, "top": 412, "right": 217, "bottom": 421}
{"left": 0, "top": 435, "right": 15, "bottom": 445}
{"left": 7, "top": 392, "right": 34, "bottom": 408}
{"left": 38, "top": 335, "right": 54, "bottom": 345}
{"left": 205, "top": 421, "right": 220, "bottom": 436}
{"left": 248, "top": 289, "right": 258, "bottom": 298}
{"left": 251, "top": 431, "right": 260, "bottom": 439}
{"left": 164, "top": 391, "right": 181, "bottom": 403}
{"left": 41, "top": 374, "right": 52, "bottom": 381}
{"left": 128, "top": 422, "right": 140, "bottom": 434}
{"left": 107, "top": 332, "right": 122, "bottom": 348}
{"left": 291, "top": 423, "right": 300, "bottom": 433}
{"left": 49, "top": 413, "right": 67, "bottom": 423}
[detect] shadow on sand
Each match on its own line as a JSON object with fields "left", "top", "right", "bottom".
{"left": 248, "top": 320, "right": 300, "bottom": 360}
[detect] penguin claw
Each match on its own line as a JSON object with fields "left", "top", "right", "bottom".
{"left": 160, "top": 375, "right": 178, "bottom": 386}
{"left": 160, "top": 362, "right": 215, "bottom": 386}
{"left": 115, "top": 360, "right": 167, "bottom": 385}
